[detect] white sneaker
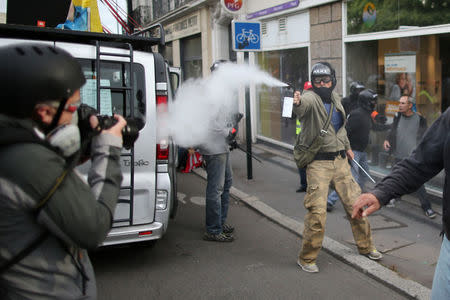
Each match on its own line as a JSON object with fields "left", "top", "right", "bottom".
{"left": 365, "top": 249, "right": 383, "bottom": 261}
{"left": 297, "top": 260, "right": 319, "bottom": 273}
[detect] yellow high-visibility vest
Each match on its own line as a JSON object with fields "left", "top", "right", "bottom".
{"left": 296, "top": 119, "right": 301, "bottom": 135}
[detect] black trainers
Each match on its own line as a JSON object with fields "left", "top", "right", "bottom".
{"left": 425, "top": 209, "right": 437, "bottom": 219}
{"left": 296, "top": 186, "right": 307, "bottom": 193}
{"left": 203, "top": 232, "right": 234, "bottom": 242}
{"left": 222, "top": 224, "right": 234, "bottom": 234}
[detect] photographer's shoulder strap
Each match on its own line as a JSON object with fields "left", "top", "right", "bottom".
{"left": 0, "top": 232, "right": 49, "bottom": 274}
{"left": 0, "top": 168, "right": 69, "bottom": 274}
{"left": 0, "top": 143, "right": 72, "bottom": 274}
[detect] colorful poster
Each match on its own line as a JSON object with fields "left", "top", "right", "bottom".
{"left": 384, "top": 54, "right": 416, "bottom": 101}
{"left": 57, "top": 0, "right": 102, "bottom": 32}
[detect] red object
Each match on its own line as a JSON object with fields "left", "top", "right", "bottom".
{"left": 138, "top": 231, "right": 153, "bottom": 236}
{"left": 37, "top": 20, "right": 46, "bottom": 27}
{"left": 303, "top": 81, "right": 312, "bottom": 90}
{"left": 182, "top": 151, "right": 203, "bottom": 173}
{"left": 224, "top": 0, "right": 243, "bottom": 11}
{"left": 371, "top": 111, "right": 378, "bottom": 120}
{"left": 231, "top": 128, "right": 237, "bottom": 134}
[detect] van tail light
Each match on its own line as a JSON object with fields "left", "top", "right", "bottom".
{"left": 156, "top": 87, "right": 169, "bottom": 160}
{"left": 157, "top": 143, "right": 169, "bottom": 160}
{"left": 157, "top": 95, "right": 168, "bottom": 112}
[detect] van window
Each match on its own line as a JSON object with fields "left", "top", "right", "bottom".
{"left": 78, "top": 59, "right": 146, "bottom": 130}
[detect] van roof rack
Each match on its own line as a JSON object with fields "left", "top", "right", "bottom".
{"left": 0, "top": 24, "right": 165, "bottom": 51}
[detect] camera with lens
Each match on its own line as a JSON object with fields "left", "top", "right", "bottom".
{"left": 77, "top": 104, "right": 139, "bottom": 151}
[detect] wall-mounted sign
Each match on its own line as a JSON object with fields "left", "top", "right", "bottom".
{"left": 247, "top": 0, "right": 299, "bottom": 19}
{"left": 222, "top": 0, "right": 243, "bottom": 14}
{"left": 232, "top": 20, "right": 261, "bottom": 51}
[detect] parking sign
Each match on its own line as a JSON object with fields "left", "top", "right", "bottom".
{"left": 232, "top": 20, "right": 261, "bottom": 51}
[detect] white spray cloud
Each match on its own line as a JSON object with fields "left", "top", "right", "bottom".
{"left": 159, "top": 63, "right": 287, "bottom": 150}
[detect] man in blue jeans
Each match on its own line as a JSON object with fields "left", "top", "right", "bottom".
{"left": 198, "top": 60, "right": 240, "bottom": 242}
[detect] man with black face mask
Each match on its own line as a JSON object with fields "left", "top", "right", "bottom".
{"left": 292, "top": 62, "right": 381, "bottom": 273}
{"left": 327, "top": 89, "right": 390, "bottom": 210}
{"left": 0, "top": 43, "right": 126, "bottom": 299}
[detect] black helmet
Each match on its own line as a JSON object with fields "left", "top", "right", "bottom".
{"left": 310, "top": 62, "right": 336, "bottom": 88}
{"left": 0, "top": 43, "right": 86, "bottom": 119}
{"left": 210, "top": 59, "right": 228, "bottom": 72}
{"left": 349, "top": 81, "right": 365, "bottom": 97}
{"left": 358, "top": 89, "right": 378, "bottom": 112}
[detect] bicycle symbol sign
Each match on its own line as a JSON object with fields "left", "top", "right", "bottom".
{"left": 232, "top": 21, "right": 261, "bottom": 51}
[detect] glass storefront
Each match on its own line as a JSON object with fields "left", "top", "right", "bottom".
{"left": 346, "top": 34, "right": 450, "bottom": 189}
{"left": 256, "top": 47, "right": 309, "bottom": 146}
{"left": 347, "top": 0, "right": 450, "bottom": 34}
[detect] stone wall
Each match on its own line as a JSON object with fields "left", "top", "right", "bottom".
{"left": 310, "top": 2, "right": 342, "bottom": 95}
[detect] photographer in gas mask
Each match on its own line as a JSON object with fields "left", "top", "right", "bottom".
{"left": 0, "top": 43, "right": 126, "bottom": 299}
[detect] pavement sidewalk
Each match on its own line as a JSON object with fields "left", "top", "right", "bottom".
{"left": 194, "top": 143, "right": 442, "bottom": 300}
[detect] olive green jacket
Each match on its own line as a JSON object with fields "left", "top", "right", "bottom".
{"left": 293, "top": 89, "right": 350, "bottom": 153}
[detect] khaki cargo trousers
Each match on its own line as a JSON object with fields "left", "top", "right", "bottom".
{"left": 298, "top": 155, "right": 375, "bottom": 265}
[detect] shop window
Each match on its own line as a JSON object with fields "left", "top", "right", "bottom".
{"left": 347, "top": 1, "right": 450, "bottom": 35}
{"left": 256, "top": 47, "right": 308, "bottom": 146}
{"left": 346, "top": 34, "right": 449, "bottom": 190}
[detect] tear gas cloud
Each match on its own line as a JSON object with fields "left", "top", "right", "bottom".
{"left": 158, "top": 63, "right": 287, "bottom": 150}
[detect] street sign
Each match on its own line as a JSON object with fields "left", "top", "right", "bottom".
{"left": 232, "top": 20, "right": 261, "bottom": 51}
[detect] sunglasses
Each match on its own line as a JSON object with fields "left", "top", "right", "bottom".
{"left": 313, "top": 76, "right": 332, "bottom": 84}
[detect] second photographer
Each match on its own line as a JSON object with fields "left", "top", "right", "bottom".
{"left": 0, "top": 43, "right": 126, "bottom": 299}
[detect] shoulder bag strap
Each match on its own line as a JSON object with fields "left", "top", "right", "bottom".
{"left": 319, "top": 102, "right": 335, "bottom": 137}
{"left": 0, "top": 167, "right": 71, "bottom": 274}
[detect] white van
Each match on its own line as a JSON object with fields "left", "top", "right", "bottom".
{"left": 0, "top": 24, "right": 179, "bottom": 246}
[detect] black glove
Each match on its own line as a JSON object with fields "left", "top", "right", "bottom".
{"left": 374, "top": 114, "right": 387, "bottom": 125}
{"left": 229, "top": 140, "right": 238, "bottom": 151}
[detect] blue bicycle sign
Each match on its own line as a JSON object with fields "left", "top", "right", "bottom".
{"left": 236, "top": 29, "right": 259, "bottom": 44}
{"left": 232, "top": 21, "right": 261, "bottom": 51}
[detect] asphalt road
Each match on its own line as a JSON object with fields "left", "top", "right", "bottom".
{"left": 91, "top": 172, "right": 408, "bottom": 300}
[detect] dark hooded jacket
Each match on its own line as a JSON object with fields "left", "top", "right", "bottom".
{"left": 0, "top": 113, "right": 123, "bottom": 299}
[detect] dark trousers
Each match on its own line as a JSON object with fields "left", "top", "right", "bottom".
{"left": 298, "top": 167, "right": 307, "bottom": 188}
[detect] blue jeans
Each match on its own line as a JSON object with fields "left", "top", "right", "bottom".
{"left": 327, "top": 151, "right": 367, "bottom": 206}
{"left": 204, "top": 153, "right": 233, "bottom": 234}
{"left": 431, "top": 234, "right": 450, "bottom": 299}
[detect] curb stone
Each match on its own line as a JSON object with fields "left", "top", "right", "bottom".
{"left": 193, "top": 168, "right": 431, "bottom": 300}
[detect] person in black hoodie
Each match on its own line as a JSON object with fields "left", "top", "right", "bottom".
{"left": 342, "top": 81, "right": 365, "bottom": 115}
{"left": 352, "top": 107, "right": 450, "bottom": 299}
{"left": 327, "top": 89, "right": 388, "bottom": 211}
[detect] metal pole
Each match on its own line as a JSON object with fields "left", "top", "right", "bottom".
{"left": 245, "top": 85, "right": 253, "bottom": 179}
{"left": 243, "top": 51, "right": 253, "bottom": 179}
{"left": 351, "top": 158, "right": 376, "bottom": 183}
